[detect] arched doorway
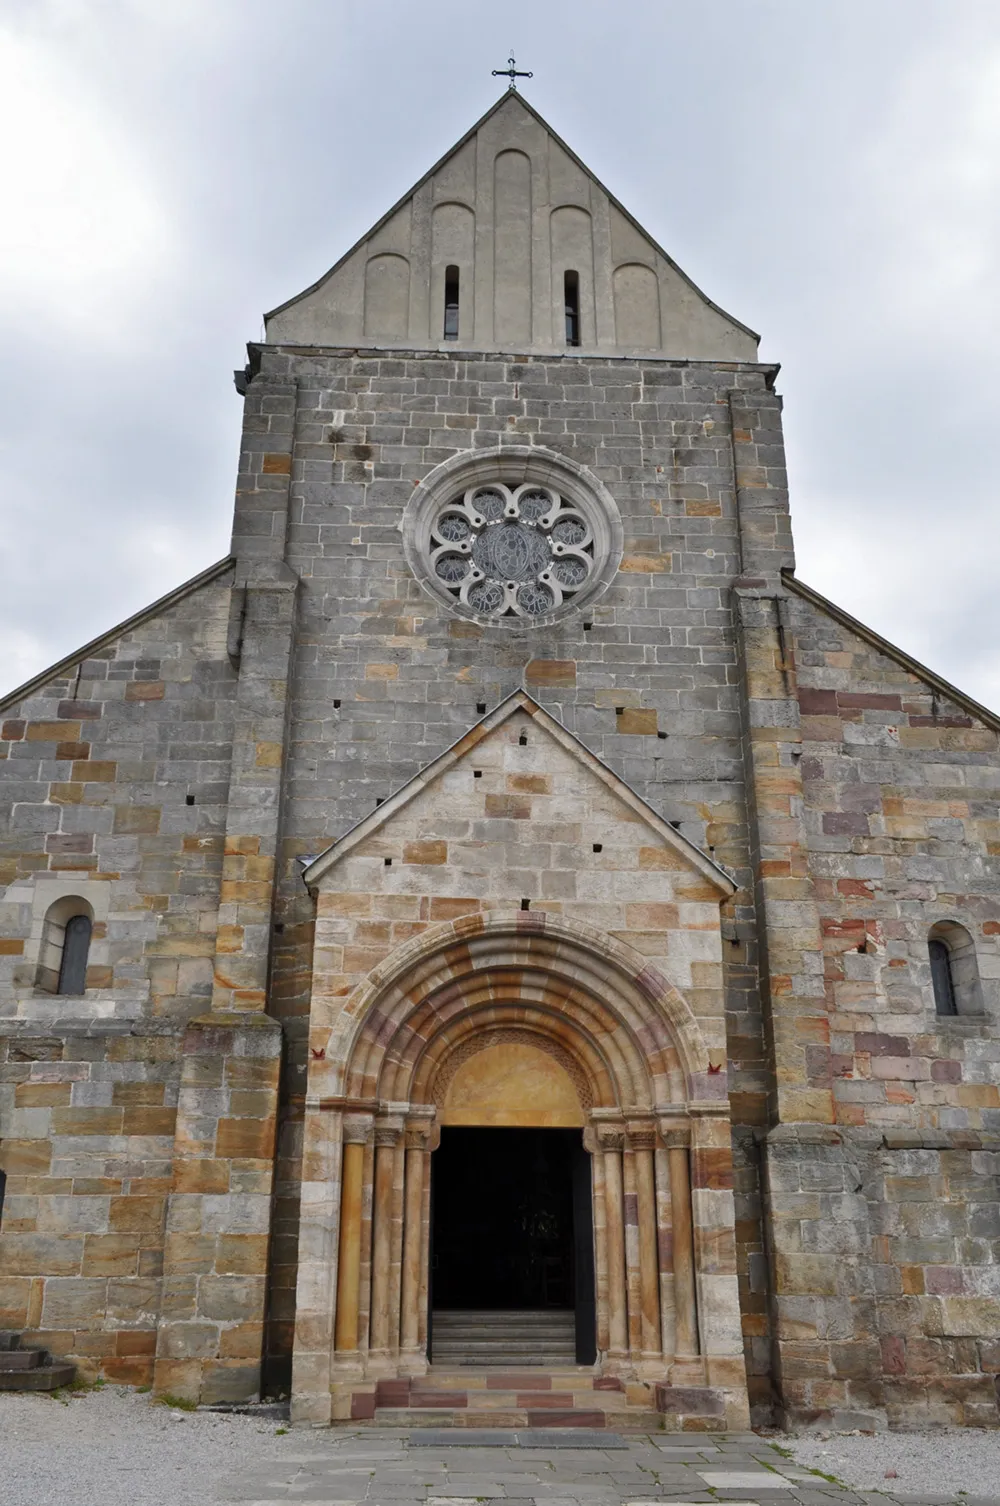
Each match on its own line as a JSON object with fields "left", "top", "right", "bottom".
{"left": 290, "top": 911, "right": 746, "bottom": 1425}
{"left": 431, "top": 1034, "right": 595, "bottom": 1365}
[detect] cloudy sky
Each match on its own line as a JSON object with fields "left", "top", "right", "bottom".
{"left": 2, "top": 1, "right": 998, "bottom": 708}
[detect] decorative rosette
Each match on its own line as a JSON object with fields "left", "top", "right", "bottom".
{"left": 428, "top": 483, "right": 594, "bottom": 620}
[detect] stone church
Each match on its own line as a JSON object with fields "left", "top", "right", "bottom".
{"left": 2, "top": 90, "right": 999, "bottom": 1432}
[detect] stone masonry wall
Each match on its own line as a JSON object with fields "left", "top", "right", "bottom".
{"left": 233, "top": 347, "right": 780, "bottom": 1407}
{"left": 0, "top": 569, "right": 239, "bottom": 1380}
{"left": 759, "top": 591, "right": 1000, "bottom": 1428}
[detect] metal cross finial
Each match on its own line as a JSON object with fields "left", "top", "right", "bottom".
{"left": 492, "top": 54, "right": 532, "bottom": 90}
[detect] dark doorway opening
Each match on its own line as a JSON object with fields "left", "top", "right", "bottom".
{"left": 431, "top": 1127, "right": 596, "bottom": 1362}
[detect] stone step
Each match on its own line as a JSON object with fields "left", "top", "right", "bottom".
{"left": 432, "top": 1309, "right": 577, "bottom": 1365}
{"left": 434, "top": 1310, "right": 574, "bottom": 1325}
{"left": 432, "top": 1354, "right": 577, "bottom": 1367}
{"left": 432, "top": 1345, "right": 577, "bottom": 1352}
{"left": 0, "top": 1362, "right": 76, "bottom": 1393}
{"left": 432, "top": 1335, "right": 577, "bottom": 1345}
{"left": 0, "top": 1351, "right": 44, "bottom": 1371}
{"left": 373, "top": 1404, "right": 662, "bottom": 1430}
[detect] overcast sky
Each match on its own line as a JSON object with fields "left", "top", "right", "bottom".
{"left": 2, "top": 1, "right": 998, "bottom": 709}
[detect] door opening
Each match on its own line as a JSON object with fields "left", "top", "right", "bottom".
{"left": 430, "top": 1127, "right": 596, "bottom": 1363}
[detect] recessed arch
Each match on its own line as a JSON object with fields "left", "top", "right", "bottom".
{"left": 36, "top": 894, "right": 94, "bottom": 995}
{"left": 334, "top": 909, "right": 712, "bottom": 1113}
{"left": 928, "top": 919, "right": 984, "bottom": 1016}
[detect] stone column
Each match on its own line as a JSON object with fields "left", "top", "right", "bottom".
{"left": 400, "top": 1122, "right": 431, "bottom": 1371}
{"left": 654, "top": 1141, "right": 676, "bottom": 1360}
{"left": 622, "top": 1142, "right": 643, "bottom": 1358}
{"left": 585, "top": 1129, "right": 610, "bottom": 1357}
{"left": 334, "top": 1118, "right": 371, "bottom": 1357}
{"left": 598, "top": 1126, "right": 628, "bottom": 1362}
{"left": 667, "top": 1137, "right": 699, "bottom": 1359}
{"left": 416, "top": 1126, "right": 438, "bottom": 1356}
{"left": 387, "top": 1134, "right": 406, "bottom": 1361}
{"left": 368, "top": 1119, "right": 402, "bottom": 1366}
{"left": 628, "top": 1124, "right": 661, "bottom": 1361}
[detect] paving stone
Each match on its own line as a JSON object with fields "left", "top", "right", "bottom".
{"left": 517, "top": 1430, "right": 627, "bottom": 1448}
{"left": 698, "top": 1474, "right": 799, "bottom": 1492}
{"left": 409, "top": 1430, "right": 517, "bottom": 1447}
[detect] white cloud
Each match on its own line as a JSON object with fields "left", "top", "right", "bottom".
{"left": 860, "top": 43, "right": 1000, "bottom": 336}
{"left": 0, "top": 19, "right": 174, "bottom": 342}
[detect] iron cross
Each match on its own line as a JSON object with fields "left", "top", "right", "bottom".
{"left": 492, "top": 54, "right": 532, "bottom": 90}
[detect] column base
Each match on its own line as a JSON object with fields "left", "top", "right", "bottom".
{"left": 398, "top": 1348, "right": 429, "bottom": 1377}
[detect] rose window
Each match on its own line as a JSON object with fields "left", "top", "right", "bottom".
{"left": 428, "top": 483, "right": 595, "bottom": 620}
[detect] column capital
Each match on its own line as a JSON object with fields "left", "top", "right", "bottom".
{"left": 596, "top": 1124, "right": 626, "bottom": 1152}
{"left": 343, "top": 1113, "right": 375, "bottom": 1145}
{"left": 625, "top": 1116, "right": 657, "bottom": 1151}
{"left": 404, "top": 1120, "right": 439, "bottom": 1152}
{"left": 658, "top": 1118, "right": 691, "bottom": 1149}
{"left": 374, "top": 1116, "right": 404, "bottom": 1148}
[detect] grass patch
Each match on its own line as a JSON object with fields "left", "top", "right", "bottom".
{"left": 808, "top": 1466, "right": 845, "bottom": 1486}
{"left": 274, "top": 1426, "right": 289, "bottom": 1436}
{"left": 155, "top": 1392, "right": 198, "bottom": 1412}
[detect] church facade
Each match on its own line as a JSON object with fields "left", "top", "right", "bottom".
{"left": 2, "top": 92, "right": 999, "bottom": 1432}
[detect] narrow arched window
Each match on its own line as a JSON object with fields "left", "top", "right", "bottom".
{"left": 443, "top": 265, "right": 460, "bottom": 340}
{"left": 37, "top": 896, "right": 95, "bottom": 994}
{"left": 564, "top": 270, "right": 580, "bottom": 346}
{"left": 929, "top": 939, "right": 957, "bottom": 1016}
{"left": 58, "top": 914, "right": 92, "bottom": 995}
{"left": 928, "top": 922, "right": 983, "bottom": 1017}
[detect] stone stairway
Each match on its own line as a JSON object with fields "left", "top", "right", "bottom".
{"left": 431, "top": 1309, "right": 577, "bottom": 1367}
{"left": 364, "top": 1366, "right": 662, "bottom": 1430}
{"left": 0, "top": 1332, "right": 76, "bottom": 1392}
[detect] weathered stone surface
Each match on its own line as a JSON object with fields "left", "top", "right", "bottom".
{"left": 1, "top": 94, "right": 998, "bottom": 1430}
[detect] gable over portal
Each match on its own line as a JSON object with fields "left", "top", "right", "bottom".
{"left": 265, "top": 92, "right": 758, "bottom": 360}
{"left": 302, "top": 694, "right": 735, "bottom": 1099}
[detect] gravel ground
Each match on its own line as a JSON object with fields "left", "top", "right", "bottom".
{"left": 3, "top": 1385, "right": 1000, "bottom": 1505}
{"left": 0, "top": 1387, "right": 308, "bottom": 1506}
{"left": 787, "top": 1428, "right": 1000, "bottom": 1498}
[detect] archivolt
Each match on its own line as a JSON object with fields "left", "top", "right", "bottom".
{"left": 336, "top": 909, "right": 711, "bottom": 1112}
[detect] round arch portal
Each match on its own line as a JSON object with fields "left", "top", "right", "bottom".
{"left": 291, "top": 910, "right": 742, "bottom": 1425}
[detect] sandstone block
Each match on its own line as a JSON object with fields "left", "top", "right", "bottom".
{"left": 158, "top": 1321, "right": 220, "bottom": 1360}
{"left": 941, "top": 1297, "right": 1000, "bottom": 1337}
{"left": 41, "top": 1277, "right": 108, "bottom": 1328}
{"left": 215, "top": 1117, "right": 275, "bottom": 1161}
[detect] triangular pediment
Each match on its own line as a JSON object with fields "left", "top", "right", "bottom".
{"left": 265, "top": 92, "right": 757, "bottom": 361}
{"left": 302, "top": 691, "right": 734, "bottom": 895}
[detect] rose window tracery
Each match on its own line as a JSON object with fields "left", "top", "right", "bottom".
{"left": 428, "top": 483, "right": 595, "bottom": 620}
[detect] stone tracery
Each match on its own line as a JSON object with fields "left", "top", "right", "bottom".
{"left": 400, "top": 445, "right": 624, "bottom": 628}
{"left": 429, "top": 482, "right": 595, "bottom": 619}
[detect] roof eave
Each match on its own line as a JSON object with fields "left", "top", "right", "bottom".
{"left": 0, "top": 556, "right": 236, "bottom": 714}
{"left": 782, "top": 571, "right": 1000, "bottom": 733}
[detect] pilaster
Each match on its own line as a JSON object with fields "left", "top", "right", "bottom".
{"left": 153, "top": 1011, "right": 282, "bottom": 1404}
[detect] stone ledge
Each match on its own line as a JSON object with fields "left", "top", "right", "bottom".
{"left": 756, "top": 1123, "right": 1000, "bottom": 1152}
{"left": 1, "top": 1019, "right": 186, "bottom": 1040}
